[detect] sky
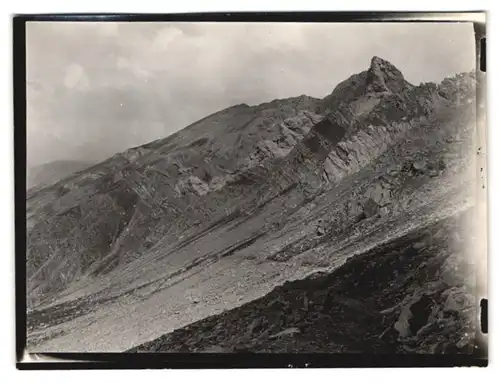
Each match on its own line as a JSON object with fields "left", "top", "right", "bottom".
{"left": 26, "top": 22, "right": 476, "bottom": 168}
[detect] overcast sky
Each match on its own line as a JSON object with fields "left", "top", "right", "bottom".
{"left": 26, "top": 22, "right": 476, "bottom": 168}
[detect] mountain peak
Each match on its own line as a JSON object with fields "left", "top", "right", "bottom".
{"left": 369, "top": 55, "right": 395, "bottom": 68}
{"left": 366, "top": 56, "right": 407, "bottom": 94}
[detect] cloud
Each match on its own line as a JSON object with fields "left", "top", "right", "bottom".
{"left": 63, "top": 63, "right": 90, "bottom": 89}
{"left": 26, "top": 22, "right": 476, "bottom": 167}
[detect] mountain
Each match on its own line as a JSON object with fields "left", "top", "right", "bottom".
{"left": 26, "top": 57, "right": 480, "bottom": 354}
{"left": 27, "top": 160, "right": 94, "bottom": 190}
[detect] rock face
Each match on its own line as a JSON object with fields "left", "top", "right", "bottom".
{"left": 26, "top": 57, "right": 480, "bottom": 355}
{"left": 366, "top": 56, "right": 408, "bottom": 94}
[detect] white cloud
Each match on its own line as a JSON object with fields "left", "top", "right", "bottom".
{"left": 63, "top": 63, "right": 90, "bottom": 90}
{"left": 116, "top": 56, "right": 152, "bottom": 79}
{"left": 152, "top": 26, "right": 184, "bottom": 51}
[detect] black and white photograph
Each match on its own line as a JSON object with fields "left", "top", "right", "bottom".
{"left": 16, "top": 14, "right": 487, "bottom": 367}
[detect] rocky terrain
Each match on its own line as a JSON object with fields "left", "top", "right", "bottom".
{"left": 26, "top": 57, "right": 483, "bottom": 354}
{"left": 129, "top": 211, "right": 477, "bottom": 354}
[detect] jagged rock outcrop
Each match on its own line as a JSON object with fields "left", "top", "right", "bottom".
{"left": 366, "top": 56, "right": 409, "bottom": 94}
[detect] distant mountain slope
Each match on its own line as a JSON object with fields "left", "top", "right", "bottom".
{"left": 27, "top": 160, "right": 93, "bottom": 190}
{"left": 26, "top": 57, "right": 479, "bottom": 353}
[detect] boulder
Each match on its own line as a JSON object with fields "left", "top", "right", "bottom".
{"left": 442, "top": 287, "right": 474, "bottom": 314}
{"left": 438, "top": 157, "right": 447, "bottom": 170}
{"left": 347, "top": 199, "right": 363, "bottom": 217}
{"left": 362, "top": 198, "right": 379, "bottom": 218}
{"left": 394, "top": 294, "right": 435, "bottom": 338}
{"left": 269, "top": 327, "right": 301, "bottom": 339}
{"left": 387, "top": 165, "right": 401, "bottom": 176}
{"left": 365, "top": 182, "right": 392, "bottom": 206}
{"left": 394, "top": 305, "right": 413, "bottom": 338}
{"left": 379, "top": 206, "right": 391, "bottom": 217}
{"left": 200, "top": 345, "right": 228, "bottom": 353}
{"left": 412, "top": 160, "right": 426, "bottom": 173}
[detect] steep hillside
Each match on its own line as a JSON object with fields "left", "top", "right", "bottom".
{"left": 26, "top": 57, "right": 479, "bottom": 353}
{"left": 129, "top": 210, "right": 477, "bottom": 354}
